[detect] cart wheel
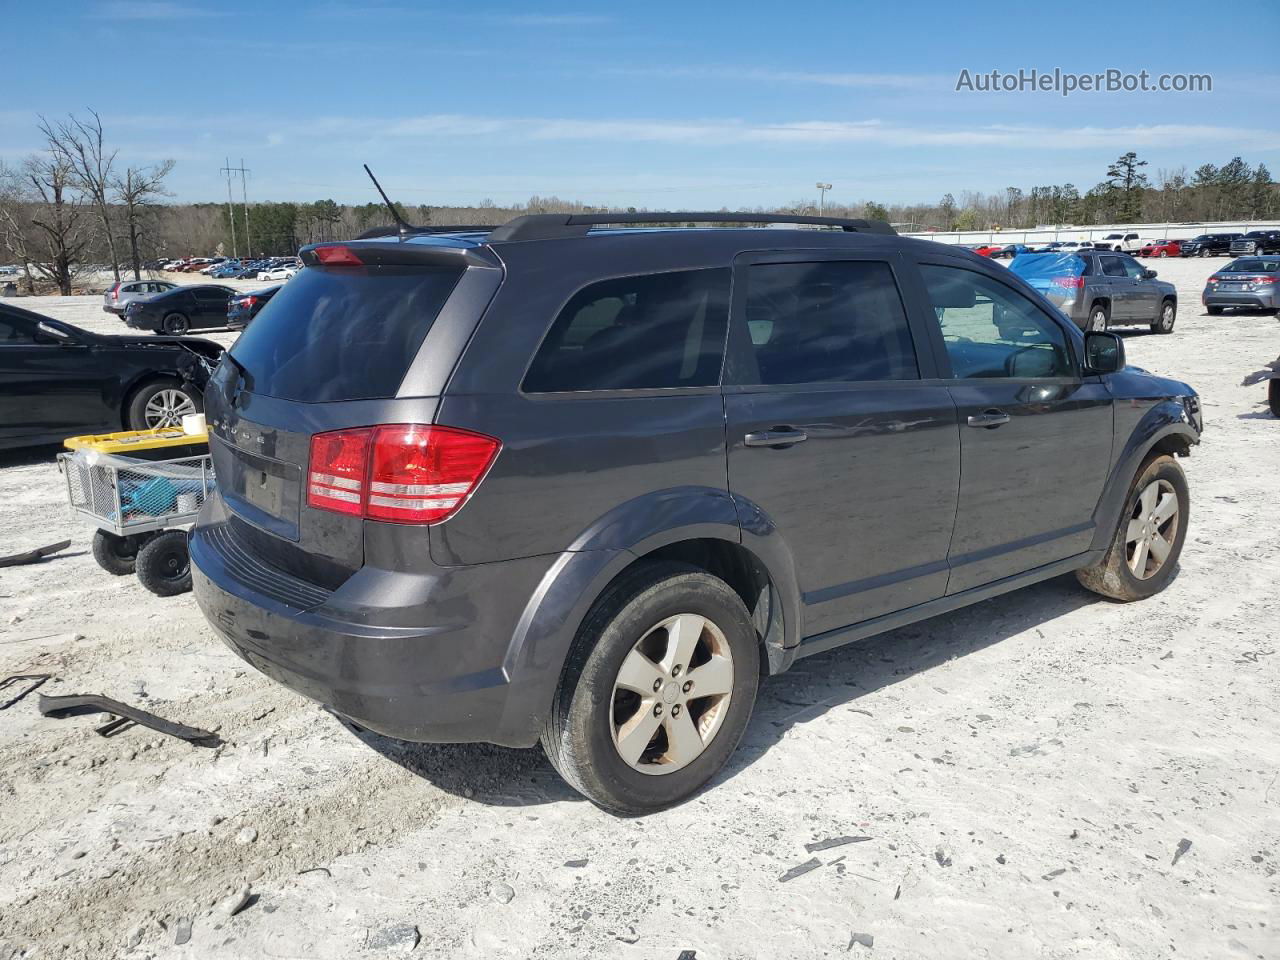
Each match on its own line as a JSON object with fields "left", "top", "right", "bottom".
{"left": 135, "top": 530, "right": 192, "bottom": 596}
{"left": 92, "top": 530, "right": 141, "bottom": 576}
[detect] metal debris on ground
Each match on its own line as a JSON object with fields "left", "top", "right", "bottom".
{"left": 0, "top": 674, "right": 50, "bottom": 710}
{"left": 778, "top": 857, "right": 822, "bottom": 882}
{"left": 805, "top": 835, "right": 872, "bottom": 853}
{"left": 36, "top": 693, "right": 220, "bottom": 746}
{"left": 0, "top": 540, "right": 71, "bottom": 568}
{"left": 1172, "top": 838, "right": 1193, "bottom": 866}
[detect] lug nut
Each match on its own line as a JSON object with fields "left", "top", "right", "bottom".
{"left": 653, "top": 704, "right": 663, "bottom": 717}
{"left": 671, "top": 665, "right": 682, "bottom": 677}
{"left": 652, "top": 678, "right": 663, "bottom": 693}
{"left": 671, "top": 704, "right": 681, "bottom": 717}
{"left": 682, "top": 680, "right": 693, "bottom": 693}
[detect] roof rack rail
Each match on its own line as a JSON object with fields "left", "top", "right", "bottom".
{"left": 355, "top": 224, "right": 499, "bottom": 240}
{"left": 487, "top": 212, "right": 897, "bottom": 243}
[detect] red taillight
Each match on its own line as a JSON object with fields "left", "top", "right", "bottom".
{"left": 1207, "top": 276, "right": 1221, "bottom": 284}
{"left": 240, "top": 296, "right": 258, "bottom": 308}
{"left": 1051, "top": 276, "right": 1085, "bottom": 289}
{"left": 307, "top": 427, "right": 373, "bottom": 516}
{"left": 1255, "top": 276, "right": 1278, "bottom": 284}
{"left": 307, "top": 424, "right": 499, "bottom": 525}
{"left": 314, "top": 245, "right": 363, "bottom": 266}
{"left": 110, "top": 283, "right": 119, "bottom": 299}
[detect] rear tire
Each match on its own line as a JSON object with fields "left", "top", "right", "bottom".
{"left": 134, "top": 530, "right": 192, "bottom": 596}
{"left": 1087, "top": 302, "right": 1110, "bottom": 332}
{"left": 91, "top": 530, "right": 141, "bottom": 576}
{"left": 1207, "top": 306, "right": 1224, "bottom": 316}
{"left": 162, "top": 312, "right": 189, "bottom": 335}
{"left": 1269, "top": 379, "right": 1280, "bottom": 418}
{"left": 542, "top": 562, "right": 760, "bottom": 816}
{"left": 1199, "top": 248, "right": 1209, "bottom": 258}
{"left": 1076, "top": 455, "right": 1188, "bottom": 602}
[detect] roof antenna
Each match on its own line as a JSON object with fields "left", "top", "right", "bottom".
{"left": 363, "top": 164, "right": 414, "bottom": 241}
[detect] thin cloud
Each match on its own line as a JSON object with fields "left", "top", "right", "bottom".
{"left": 609, "top": 65, "right": 939, "bottom": 90}
{"left": 488, "top": 13, "right": 613, "bottom": 25}
{"left": 90, "top": 1, "right": 220, "bottom": 19}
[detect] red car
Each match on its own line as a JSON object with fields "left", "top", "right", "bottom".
{"left": 972, "top": 243, "right": 1003, "bottom": 257}
{"left": 1139, "top": 239, "right": 1181, "bottom": 258}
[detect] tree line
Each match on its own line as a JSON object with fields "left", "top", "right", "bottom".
{"left": 2, "top": 109, "right": 1277, "bottom": 295}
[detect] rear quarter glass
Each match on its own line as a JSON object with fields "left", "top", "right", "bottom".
{"left": 228, "top": 265, "right": 463, "bottom": 402}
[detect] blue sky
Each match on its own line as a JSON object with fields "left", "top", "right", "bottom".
{"left": 3, "top": 0, "right": 1277, "bottom": 209}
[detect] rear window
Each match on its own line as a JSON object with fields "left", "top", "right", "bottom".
{"left": 522, "top": 268, "right": 730, "bottom": 392}
{"left": 230, "top": 265, "right": 462, "bottom": 402}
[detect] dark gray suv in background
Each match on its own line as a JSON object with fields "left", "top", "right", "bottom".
{"left": 191, "top": 214, "right": 1202, "bottom": 814}
{"left": 1010, "top": 250, "right": 1178, "bottom": 333}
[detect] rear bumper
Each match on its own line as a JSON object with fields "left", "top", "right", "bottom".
{"left": 190, "top": 493, "right": 560, "bottom": 747}
{"left": 1204, "top": 290, "right": 1279, "bottom": 309}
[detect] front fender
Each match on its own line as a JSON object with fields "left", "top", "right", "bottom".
{"left": 1090, "top": 399, "right": 1199, "bottom": 553}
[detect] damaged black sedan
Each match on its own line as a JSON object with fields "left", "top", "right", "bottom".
{"left": 0, "top": 302, "right": 223, "bottom": 450}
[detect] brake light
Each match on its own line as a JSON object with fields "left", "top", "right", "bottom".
{"left": 110, "top": 283, "right": 119, "bottom": 299}
{"left": 307, "top": 424, "right": 499, "bottom": 525}
{"left": 314, "top": 244, "right": 363, "bottom": 266}
{"left": 239, "top": 296, "right": 258, "bottom": 309}
{"left": 1051, "top": 276, "right": 1085, "bottom": 289}
{"left": 1207, "top": 276, "right": 1220, "bottom": 284}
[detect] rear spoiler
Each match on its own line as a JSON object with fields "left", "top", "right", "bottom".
{"left": 298, "top": 241, "right": 500, "bottom": 270}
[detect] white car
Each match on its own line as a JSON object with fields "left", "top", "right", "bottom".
{"left": 1096, "top": 232, "right": 1144, "bottom": 253}
{"left": 257, "top": 266, "right": 298, "bottom": 281}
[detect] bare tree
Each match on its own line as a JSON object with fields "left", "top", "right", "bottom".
{"left": 0, "top": 162, "right": 38, "bottom": 293}
{"left": 24, "top": 153, "right": 91, "bottom": 295}
{"left": 40, "top": 109, "right": 120, "bottom": 281}
{"left": 113, "top": 159, "right": 175, "bottom": 280}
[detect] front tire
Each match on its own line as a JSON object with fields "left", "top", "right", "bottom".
{"left": 134, "top": 530, "right": 192, "bottom": 596}
{"left": 542, "top": 562, "right": 760, "bottom": 815}
{"left": 1077, "top": 455, "right": 1188, "bottom": 602}
{"left": 1269, "top": 379, "right": 1280, "bottom": 418}
{"left": 1151, "top": 299, "right": 1176, "bottom": 334}
{"left": 127, "top": 377, "right": 201, "bottom": 430}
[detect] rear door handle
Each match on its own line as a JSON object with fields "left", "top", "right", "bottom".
{"left": 966, "top": 410, "right": 1011, "bottom": 429}
{"left": 744, "top": 429, "right": 808, "bottom": 447}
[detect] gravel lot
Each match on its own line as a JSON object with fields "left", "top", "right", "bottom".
{"left": 1, "top": 256, "right": 1277, "bottom": 960}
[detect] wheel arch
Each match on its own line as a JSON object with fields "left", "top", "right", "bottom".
{"left": 491, "top": 487, "right": 803, "bottom": 745}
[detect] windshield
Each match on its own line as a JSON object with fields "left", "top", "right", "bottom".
{"left": 229, "top": 264, "right": 463, "bottom": 402}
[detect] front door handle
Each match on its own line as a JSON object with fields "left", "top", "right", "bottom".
{"left": 744, "top": 428, "right": 808, "bottom": 448}
{"left": 966, "top": 410, "right": 1011, "bottom": 429}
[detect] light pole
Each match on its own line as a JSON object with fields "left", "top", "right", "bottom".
{"left": 816, "top": 182, "right": 832, "bottom": 216}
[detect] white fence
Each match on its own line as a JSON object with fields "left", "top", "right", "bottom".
{"left": 903, "top": 220, "right": 1280, "bottom": 247}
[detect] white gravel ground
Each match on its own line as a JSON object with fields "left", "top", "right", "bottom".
{"left": 0, "top": 256, "right": 1277, "bottom": 960}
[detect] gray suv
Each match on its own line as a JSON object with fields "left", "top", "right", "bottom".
{"left": 1010, "top": 250, "right": 1178, "bottom": 333}
{"left": 190, "top": 214, "right": 1202, "bottom": 814}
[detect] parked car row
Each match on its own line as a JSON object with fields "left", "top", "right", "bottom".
{"left": 959, "top": 230, "right": 1280, "bottom": 261}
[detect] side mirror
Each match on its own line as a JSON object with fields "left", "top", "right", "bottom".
{"left": 1084, "top": 331, "right": 1125, "bottom": 375}
{"left": 1143, "top": 269, "right": 1158, "bottom": 279}
{"left": 35, "top": 321, "right": 77, "bottom": 345}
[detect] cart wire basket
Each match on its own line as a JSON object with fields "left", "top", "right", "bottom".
{"left": 58, "top": 449, "right": 214, "bottom": 537}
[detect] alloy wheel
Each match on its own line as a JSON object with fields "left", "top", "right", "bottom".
{"left": 610, "top": 612, "right": 734, "bottom": 775}
{"left": 143, "top": 389, "right": 196, "bottom": 428}
{"left": 1125, "top": 479, "right": 1179, "bottom": 580}
{"left": 1160, "top": 303, "right": 1175, "bottom": 331}
{"left": 1089, "top": 309, "right": 1108, "bottom": 332}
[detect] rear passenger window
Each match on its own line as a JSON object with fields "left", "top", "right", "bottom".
{"left": 522, "top": 268, "right": 730, "bottom": 392}
{"left": 742, "top": 260, "right": 918, "bottom": 384}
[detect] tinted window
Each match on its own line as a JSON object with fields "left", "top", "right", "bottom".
{"left": 1100, "top": 256, "right": 1127, "bottom": 277}
{"left": 742, "top": 260, "right": 917, "bottom": 384}
{"left": 0, "top": 318, "right": 34, "bottom": 344}
{"left": 523, "top": 268, "right": 729, "bottom": 392}
{"left": 920, "top": 264, "right": 1072, "bottom": 380}
{"left": 231, "top": 265, "right": 462, "bottom": 402}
